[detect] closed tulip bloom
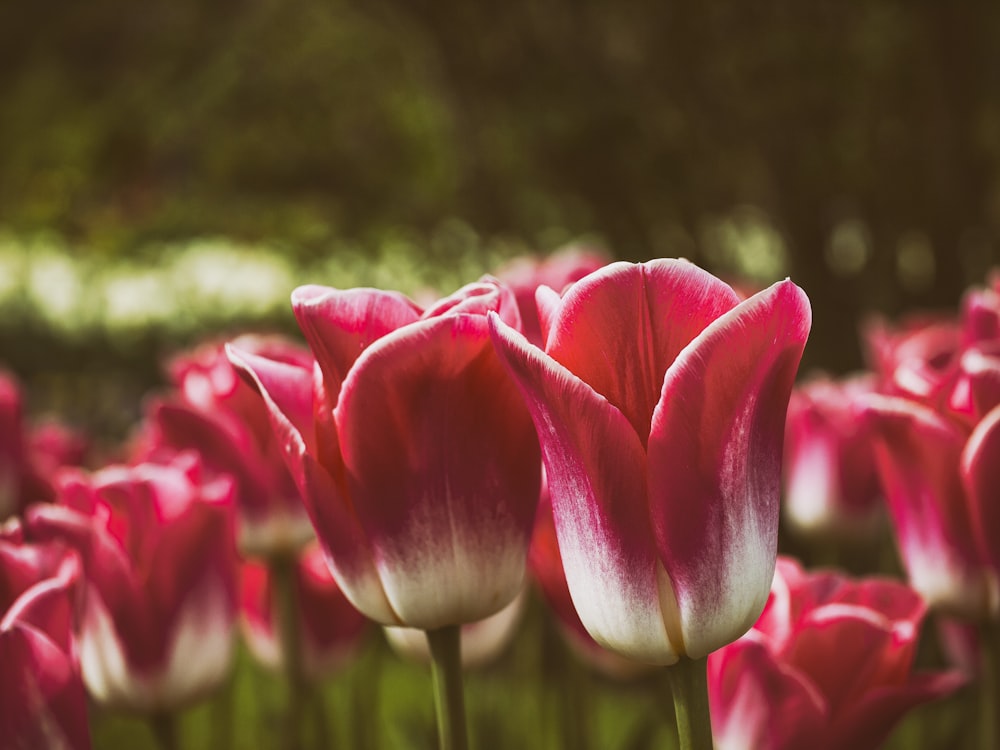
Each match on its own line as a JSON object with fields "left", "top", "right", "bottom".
{"left": 136, "top": 335, "right": 316, "bottom": 556}
{"left": 1, "top": 525, "right": 90, "bottom": 750}
{"left": 227, "top": 279, "right": 541, "bottom": 629}
{"left": 241, "top": 543, "right": 368, "bottom": 680}
{"left": 24, "top": 458, "right": 239, "bottom": 713}
{"left": 783, "top": 374, "right": 882, "bottom": 537}
{"left": 708, "top": 558, "right": 964, "bottom": 750}
{"left": 489, "top": 259, "right": 811, "bottom": 664}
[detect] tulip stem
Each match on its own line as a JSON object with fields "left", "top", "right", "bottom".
{"left": 271, "top": 553, "right": 306, "bottom": 750}
{"left": 148, "top": 711, "right": 179, "bottom": 750}
{"left": 979, "top": 618, "right": 1000, "bottom": 750}
{"left": 426, "top": 624, "right": 468, "bottom": 750}
{"left": 667, "top": 655, "right": 714, "bottom": 750}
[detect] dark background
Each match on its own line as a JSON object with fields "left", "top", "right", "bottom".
{"left": 2, "top": 0, "right": 999, "bottom": 434}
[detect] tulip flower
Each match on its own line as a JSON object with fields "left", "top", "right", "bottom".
{"left": 0, "top": 371, "right": 87, "bottom": 520}
{"left": 783, "top": 374, "right": 882, "bottom": 538}
{"left": 24, "top": 457, "right": 239, "bottom": 715}
{"left": 488, "top": 259, "right": 811, "bottom": 665}
{"left": 1, "top": 523, "right": 90, "bottom": 750}
{"left": 226, "top": 278, "right": 540, "bottom": 630}
{"left": 229, "top": 278, "right": 541, "bottom": 750}
{"left": 241, "top": 543, "right": 368, "bottom": 681}
{"left": 708, "top": 557, "right": 964, "bottom": 750}
{"left": 135, "top": 335, "right": 315, "bottom": 556}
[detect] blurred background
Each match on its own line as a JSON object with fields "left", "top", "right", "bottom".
{"left": 2, "top": 0, "right": 999, "bottom": 438}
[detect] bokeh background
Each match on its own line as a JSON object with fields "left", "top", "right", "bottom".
{"left": 2, "top": 0, "right": 999, "bottom": 437}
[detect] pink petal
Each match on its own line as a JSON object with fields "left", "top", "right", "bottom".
{"left": 963, "top": 403, "right": 1000, "bottom": 575}
{"left": 546, "top": 260, "right": 740, "bottom": 445}
{"left": 291, "top": 285, "right": 421, "bottom": 404}
{"left": 862, "top": 395, "right": 993, "bottom": 617}
{"left": 490, "top": 313, "right": 677, "bottom": 663}
{"left": 649, "top": 279, "right": 811, "bottom": 658}
{"left": 336, "top": 313, "right": 540, "bottom": 629}
{"left": 534, "top": 285, "right": 562, "bottom": 348}
{"left": 227, "top": 345, "right": 397, "bottom": 624}
{"left": 709, "top": 635, "right": 826, "bottom": 750}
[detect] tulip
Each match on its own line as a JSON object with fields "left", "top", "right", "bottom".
{"left": 0, "top": 371, "right": 87, "bottom": 520}
{"left": 24, "top": 457, "right": 239, "bottom": 716}
{"left": 229, "top": 278, "right": 541, "bottom": 750}
{"left": 226, "top": 279, "right": 540, "bottom": 630}
{"left": 488, "top": 259, "right": 811, "bottom": 665}
{"left": 241, "top": 543, "right": 368, "bottom": 681}
{"left": 1, "top": 523, "right": 90, "bottom": 750}
{"left": 708, "top": 557, "right": 964, "bottom": 750}
{"left": 135, "top": 335, "right": 315, "bottom": 557}
{"left": 782, "top": 374, "right": 882, "bottom": 538}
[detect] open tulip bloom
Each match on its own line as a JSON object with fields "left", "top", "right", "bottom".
{"left": 488, "top": 259, "right": 810, "bottom": 747}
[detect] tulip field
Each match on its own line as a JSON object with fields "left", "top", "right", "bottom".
{"left": 3, "top": 238, "right": 999, "bottom": 750}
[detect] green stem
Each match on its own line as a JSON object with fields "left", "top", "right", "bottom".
{"left": 666, "top": 656, "right": 714, "bottom": 750}
{"left": 426, "top": 625, "right": 469, "bottom": 750}
{"left": 271, "top": 553, "right": 307, "bottom": 750}
{"left": 148, "top": 711, "right": 179, "bottom": 750}
{"left": 979, "top": 619, "right": 1000, "bottom": 750}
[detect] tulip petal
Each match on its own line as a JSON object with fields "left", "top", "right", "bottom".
{"left": 547, "top": 259, "right": 740, "bottom": 445}
{"left": 292, "top": 285, "right": 422, "bottom": 403}
{"left": 227, "top": 346, "right": 398, "bottom": 624}
{"left": 649, "top": 280, "right": 811, "bottom": 658}
{"left": 490, "top": 313, "right": 678, "bottom": 663}
{"left": 862, "top": 395, "right": 993, "bottom": 618}
{"left": 963, "top": 403, "right": 1000, "bottom": 576}
{"left": 534, "top": 285, "right": 562, "bottom": 347}
{"left": 708, "top": 635, "right": 826, "bottom": 750}
{"left": 336, "top": 314, "right": 540, "bottom": 629}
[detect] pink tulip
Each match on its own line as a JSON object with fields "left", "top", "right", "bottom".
{"left": 0, "top": 371, "right": 87, "bottom": 520}
{"left": 227, "top": 279, "right": 541, "bottom": 629}
{"left": 1, "top": 521, "right": 90, "bottom": 749}
{"left": 241, "top": 543, "right": 368, "bottom": 681}
{"left": 708, "top": 557, "right": 964, "bottom": 750}
{"left": 135, "top": 335, "right": 315, "bottom": 556}
{"left": 783, "top": 374, "right": 882, "bottom": 537}
{"left": 862, "top": 392, "right": 1000, "bottom": 619}
{"left": 489, "top": 259, "right": 811, "bottom": 664}
{"left": 24, "top": 457, "right": 239, "bottom": 713}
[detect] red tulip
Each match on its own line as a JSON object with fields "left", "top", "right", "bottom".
{"left": 1, "top": 521, "right": 90, "bottom": 749}
{"left": 489, "top": 259, "right": 811, "bottom": 664}
{"left": 241, "top": 543, "right": 368, "bottom": 680}
{"left": 227, "top": 279, "right": 541, "bottom": 629}
{"left": 783, "top": 374, "right": 882, "bottom": 537}
{"left": 708, "top": 557, "right": 964, "bottom": 750}
{"left": 135, "top": 335, "right": 315, "bottom": 556}
{"left": 24, "top": 457, "right": 239, "bottom": 712}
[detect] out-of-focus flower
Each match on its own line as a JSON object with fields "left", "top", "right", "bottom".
{"left": 708, "top": 557, "right": 964, "bottom": 750}
{"left": 134, "top": 335, "right": 315, "bottom": 557}
{"left": 0, "top": 522, "right": 90, "bottom": 749}
{"left": 0, "top": 371, "right": 87, "bottom": 520}
{"left": 783, "top": 374, "right": 882, "bottom": 538}
{"left": 240, "top": 543, "right": 368, "bottom": 681}
{"left": 383, "top": 587, "right": 527, "bottom": 670}
{"left": 228, "top": 279, "right": 541, "bottom": 629}
{"left": 489, "top": 259, "right": 811, "bottom": 664}
{"left": 494, "top": 246, "right": 609, "bottom": 346}
{"left": 24, "top": 457, "right": 239, "bottom": 713}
